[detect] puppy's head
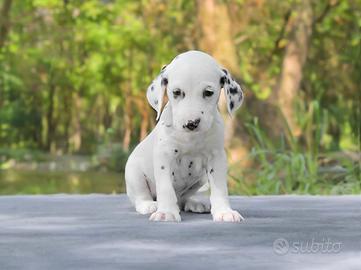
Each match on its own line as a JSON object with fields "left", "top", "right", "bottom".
{"left": 147, "top": 51, "right": 244, "bottom": 133}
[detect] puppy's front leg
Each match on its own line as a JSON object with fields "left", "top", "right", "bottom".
{"left": 149, "top": 151, "right": 181, "bottom": 222}
{"left": 209, "top": 150, "right": 244, "bottom": 222}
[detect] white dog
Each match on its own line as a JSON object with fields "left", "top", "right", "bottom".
{"left": 125, "top": 50, "right": 244, "bottom": 222}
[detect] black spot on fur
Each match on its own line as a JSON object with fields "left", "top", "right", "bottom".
{"left": 238, "top": 91, "right": 243, "bottom": 102}
{"left": 222, "top": 69, "right": 228, "bottom": 75}
{"left": 172, "top": 172, "right": 174, "bottom": 176}
{"left": 151, "top": 85, "right": 154, "bottom": 91}
{"left": 230, "top": 101, "right": 234, "bottom": 111}
{"left": 161, "top": 166, "right": 165, "bottom": 170}
{"left": 229, "top": 87, "right": 238, "bottom": 95}
{"left": 154, "top": 100, "right": 158, "bottom": 105}
{"left": 161, "top": 77, "right": 168, "bottom": 86}
{"left": 188, "top": 161, "right": 193, "bottom": 168}
{"left": 210, "top": 168, "right": 214, "bottom": 173}
{"left": 188, "top": 173, "right": 191, "bottom": 176}
{"left": 227, "top": 78, "right": 230, "bottom": 84}
{"left": 182, "top": 92, "right": 185, "bottom": 98}
{"left": 201, "top": 111, "right": 204, "bottom": 114}
{"left": 174, "top": 149, "right": 178, "bottom": 153}
{"left": 220, "top": 76, "right": 226, "bottom": 86}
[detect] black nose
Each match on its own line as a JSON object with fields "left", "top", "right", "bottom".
{"left": 183, "top": 118, "right": 201, "bottom": 131}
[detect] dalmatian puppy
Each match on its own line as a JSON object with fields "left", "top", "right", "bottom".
{"left": 125, "top": 50, "right": 244, "bottom": 222}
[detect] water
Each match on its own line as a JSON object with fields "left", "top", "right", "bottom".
{"left": 0, "top": 169, "right": 125, "bottom": 195}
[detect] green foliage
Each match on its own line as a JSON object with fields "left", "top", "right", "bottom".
{"left": 0, "top": 148, "right": 47, "bottom": 169}
{"left": 94, "top": 143, "right": 130, "bottom": 173}
{"left": 0, "top": 0, "right": 190, "bottom": 151}
{"left": 229, "top": 118, "right": 360, "bottom": 195}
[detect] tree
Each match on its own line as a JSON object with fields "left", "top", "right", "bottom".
{"left": 276, "top": 0, "right": 313, "bottom": 138}
{"left": 196, "top": 0, "right": 241, "bottom": 147}
{"left": 0, "top": 0, "right": 12, "bottom": 49}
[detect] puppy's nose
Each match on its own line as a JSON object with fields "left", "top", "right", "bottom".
{"left": 183, "top": 118, "right": 201, "bottom": 131}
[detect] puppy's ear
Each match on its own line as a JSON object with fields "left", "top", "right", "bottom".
{"left": 220, "top": 68, "right": 244, "bottom": 116}
{"left": 146, "top": 67, "right": 168, "bottom": 120}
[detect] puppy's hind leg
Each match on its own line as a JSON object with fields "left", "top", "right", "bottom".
{"left": 183, "top": 197, "right": 211, "bottom": 213}
{"left": 125, "top": 162, "right": 157, "bottom": 215}
{"left": 182, "top": 176, "right": 210, "bottom": 213}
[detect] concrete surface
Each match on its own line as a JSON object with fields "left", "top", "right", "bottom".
{"left": 0, "top": 194, "right": 360, "bottom": 270}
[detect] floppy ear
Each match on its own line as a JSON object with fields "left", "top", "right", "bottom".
{"left": 220, "top": 68, "right": 244, "bottom": 116}
{"left": 146, "top": 67, "right": 168, "bottom": 120}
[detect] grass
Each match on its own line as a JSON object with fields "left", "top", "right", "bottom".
{"left": 228, "top": 112, "right": 360, "bottom": 195}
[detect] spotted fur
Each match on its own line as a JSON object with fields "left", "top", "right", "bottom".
{"left": 221, "top": 68, "right": 244, "bottom": 115}
{"left": 127, "top": 51, "right": 245, "bottom": 223}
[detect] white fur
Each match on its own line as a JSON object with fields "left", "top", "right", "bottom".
{"left": 125, "top": 51, "right": 244, "bottom": 222}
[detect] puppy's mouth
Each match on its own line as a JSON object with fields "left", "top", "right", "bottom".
{"left": 180, "top": 126, "right": 203, "bottom": 134}
{"left": 183, "top": 128, "right": 200, "bottom": 133}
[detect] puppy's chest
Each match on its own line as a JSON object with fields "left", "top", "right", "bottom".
{"left": 171, "top": 153, "right": 207, "bottom": 192}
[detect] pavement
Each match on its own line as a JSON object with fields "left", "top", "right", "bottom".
{"left": 0, "top": 194, "right": 360, "bottom": 270}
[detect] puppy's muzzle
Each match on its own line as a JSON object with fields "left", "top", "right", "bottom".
{"left": 183, "top": 118, "right": 201, "bottom": 131}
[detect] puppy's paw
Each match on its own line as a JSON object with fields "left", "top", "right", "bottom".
{"left": 149, "top": 210, "right": 181, "bottom": 222}
{"left": 212, "top": 209, "right": 244, "bottom": 223}
{"left": 135, "top": 201, "right": 157, "bottom": 215}
{"left": 184, "top": 199, "right": 210, "bottom": 213}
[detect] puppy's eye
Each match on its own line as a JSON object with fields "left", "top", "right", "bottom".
{"left": 173, "top": 89, "right": 183, "bottom": 99}
{"left": 203, "top": 89, "right": 214, "bottom": 98}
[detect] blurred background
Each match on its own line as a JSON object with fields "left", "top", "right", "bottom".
{"left": 0, "top": 0, "right": 360, "bottom": 195}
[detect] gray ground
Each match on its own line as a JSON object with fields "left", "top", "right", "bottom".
{"left": 0, "top": 194, "right": 360, "bottom": 270}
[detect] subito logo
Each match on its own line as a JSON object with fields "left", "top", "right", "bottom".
{"left": 273, "top": 238, "right": 289, "bottom": 255}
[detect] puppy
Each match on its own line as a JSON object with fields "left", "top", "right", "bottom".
{"left": 125, "top": 50, "right": 244, "bottom": 222}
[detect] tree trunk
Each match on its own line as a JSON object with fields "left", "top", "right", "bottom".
{"left": 70, "top": 92, "right": 82, "bottom": 152}
{"left": 64, "top": 90, "right": 71, "bottom": 153}
{"left": 122, "top": 49, "right": 134, "bottom": 151}
{"left": 133, "top": 96, "right": 150, "bottom": 141}
{"left": 122, "top": 97, "right": 132, "bottom": 151}
{"left": 0, "top": 0, "right": 12, "bottom": 49}
{"left": 196, "top": 0, "right": 240, "bottom": 147}
{"left": 276, "top": 0, "right": 313, "bottom": 138}
{"left": 46, "top": 83, "right": 56, "bottom": 152}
